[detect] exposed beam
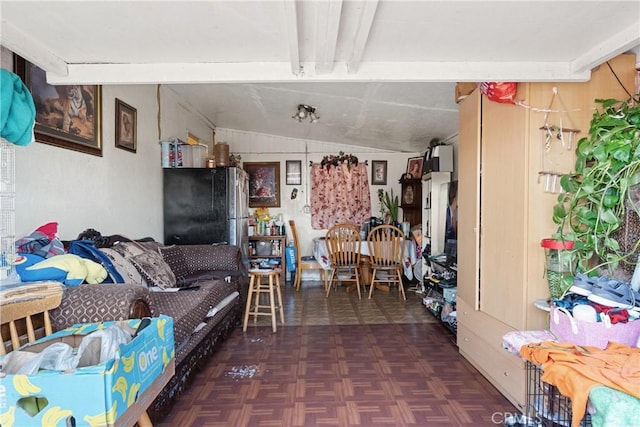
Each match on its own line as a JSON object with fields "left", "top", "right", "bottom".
{"left": 570, "top": 21, "right": 640, "bottom": 74}
{"left": 0, "top": 20, "right": 68, "bottom": 76}
{"left": 346, "top": 0, "right": 378, "bottom": 74}
{"left": 315, "top": 0, "right": 343, "bottom": 74}
{"left": 45, "top": 60, "right": 592, "bottom": 85}
{"left": 283, "top": 0, "right": 300, "bottom": 76}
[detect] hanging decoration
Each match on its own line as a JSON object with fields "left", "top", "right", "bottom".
{"left": 320, "top": 151, "right": 359, "bottom": 170}
{"left": 539, "top": 87, "right": 580, "bottom": 152}
{"left": 534, "top": 86, "right": 582, "bottom": 194}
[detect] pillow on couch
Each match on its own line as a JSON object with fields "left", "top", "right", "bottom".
{"left": 112, "top": 241, "right": 147, "bottom": 259}
{"left": 100, "top": 247, "right": 145, "bottom": 286}
{"left": 129, "top": 250, "right": 176, "bottom": 289}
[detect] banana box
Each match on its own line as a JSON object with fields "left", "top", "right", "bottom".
{"left": 0, "top": 315, "right": 174, "bottom": 427}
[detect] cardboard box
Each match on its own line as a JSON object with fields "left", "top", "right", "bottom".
{"left": 0, "top": 315, "right": 174, "bottom": 427}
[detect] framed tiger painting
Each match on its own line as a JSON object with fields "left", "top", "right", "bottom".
{"left": 14, "top": 55, "right": 102, "bottom": 156}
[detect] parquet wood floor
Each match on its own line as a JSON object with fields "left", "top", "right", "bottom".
{"left": 156, "top": 282, "right": 517, "bottom": 426}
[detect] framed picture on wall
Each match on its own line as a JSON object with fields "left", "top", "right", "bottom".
{"left": 115, "top": 98, "right": 137, "bottom": 153}
{"left": 286, "top": 160, "right": 302, "bottom": 185}
{"left": 14, "top": 54, "right": 103, "bottom": 156}
{"left": 406, "top": 156, "right": 423, "bottom": 179}
{"left": 244, "top": 162, "right": 281, "bottom": 207}
{"left": 371, "top": 160, "right": 387, "bottom": 185}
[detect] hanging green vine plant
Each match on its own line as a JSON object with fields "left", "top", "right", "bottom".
{"left": 552, "top": 97, "right": 640, "bottom": 275}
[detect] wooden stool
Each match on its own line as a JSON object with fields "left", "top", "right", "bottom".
{"left": 243, "top": 269, "right": 285, "bottom": 332}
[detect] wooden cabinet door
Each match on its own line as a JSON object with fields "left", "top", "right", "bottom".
{"left": 457, "top": 89, "right": 481, "bottom": 307}
{"left": 457, "top": 88, "right": 528, "bottom": 329}
{"left": 479, "top": 93, "right": 528, "bottom": 330}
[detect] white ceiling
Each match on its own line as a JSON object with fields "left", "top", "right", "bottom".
{"left": 1, "top": 1, "right": 639, "bottom": 152}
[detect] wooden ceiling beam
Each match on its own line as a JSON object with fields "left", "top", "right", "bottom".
{"left": 283, "top": 0, "right": 301, "bottom": 76}
{"left": 315, "top": 0, "right": 343, "bottom": 74}
{"left": 346, "top": 0, "right": 379, "bottom": 74}
{"left": 0, "top": 20, "right": 68, "bottom": 76}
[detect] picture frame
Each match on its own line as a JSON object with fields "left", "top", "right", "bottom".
{"left": 406, "top": 156, "right": 424, "bottom": 179}
{"left": 14, "top": 55, "right": 102, "bottom": 156}
{"left": 244, "top": 162, "right": 281, "bottom": 207}
{"left": 285, "top": 160, "right": 302, "bottom": 185}
{"left": 371, "top": 160, "right": 387, "bottom": 185}
{"left": 115, "top": 98, "right": 137, "bottom": 153}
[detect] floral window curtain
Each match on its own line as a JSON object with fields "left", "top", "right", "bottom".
{"left": 310, "top": 163, "right": 371, "bottom": 229}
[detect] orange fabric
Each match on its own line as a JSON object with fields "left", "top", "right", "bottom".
{"left": 520, "top": 341, "right": 640, "bottom": 427}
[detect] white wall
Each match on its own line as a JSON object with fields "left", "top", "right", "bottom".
{"left": 159, "top": 86, "right": 215, "bottom": 150}
{"left": 216, "top": 128, "right": 420, "bottom": 256}
{"left": 13, "top": 83, "right": 165, "bottom": 241}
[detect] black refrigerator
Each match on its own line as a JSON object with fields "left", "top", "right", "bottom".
{"left": 163, "top": 167, "right": 249, "bottom": 259}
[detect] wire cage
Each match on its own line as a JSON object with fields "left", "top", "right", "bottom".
{"left": 525, "top": 361, "right": 591, "bottom": 427}
{"left": 0, "top": 138, "right": 16, "bottom": 284}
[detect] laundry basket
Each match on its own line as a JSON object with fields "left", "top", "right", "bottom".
{"left": 525, "top": 361, "right": 591, "bottom": 427}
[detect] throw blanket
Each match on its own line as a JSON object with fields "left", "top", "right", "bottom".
{"left": 520, "top": 341, "right": 640, "bottom": 427}
{"left": 589, "top": 385, "right": 640, "bottom": 426}
{"left": 0, "top": 68, "right": 35, "bottom": 146}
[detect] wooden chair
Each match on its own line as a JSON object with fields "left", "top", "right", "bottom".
{"left": 367, "top": 225, "right": 406, "bottom": 300}
{"left": 289, "top": 220, "right": 328, "bottom": 291}
{"left": 0, "top": 281, "right": 64, "bottom": 355}
{"left": 324, "top": 223, "right": 363, "bottom": 298}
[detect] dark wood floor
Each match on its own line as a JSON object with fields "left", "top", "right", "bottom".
{"left": 157, "top": 281, "right": 517, "bottom": 426}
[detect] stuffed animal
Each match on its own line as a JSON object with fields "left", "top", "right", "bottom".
{"left": 14, "top": 253, "right": 108, "bottom": 286}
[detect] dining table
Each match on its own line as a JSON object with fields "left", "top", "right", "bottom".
{"left": 312, "top": 236, "right": 418, "bottom": 291}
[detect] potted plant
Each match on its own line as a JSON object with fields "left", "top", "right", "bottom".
{"left": 378, "top": 189, "right": 399, "bottom": 225}
{"left": 552, "top": 97, "right": 640, "bottom": 276}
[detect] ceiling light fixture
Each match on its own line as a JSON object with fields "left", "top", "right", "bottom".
{"left": 292, "top": 104, "right": 319, "bottom": 123}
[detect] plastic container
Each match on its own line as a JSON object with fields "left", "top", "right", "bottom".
{"left": 285, "top": 246, "right": 296, "bottom": 272}
{"left": 214, "top": 143, "right": 229, "bottom": 167}
{"left": 540, "top": 238, "right": 575, "bottom": 299}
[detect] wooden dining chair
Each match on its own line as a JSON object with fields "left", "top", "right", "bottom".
{"left": 0, "top": 281, "right": 64, "bottom": 355}
{"left": 324, "top": 223, "right": 363, "bottom": 298}
{"left": 367, "top": 224, "right": 406, "bottom": 300}
{"left": 289, "top": 220, "right": 328, "bottom": 291}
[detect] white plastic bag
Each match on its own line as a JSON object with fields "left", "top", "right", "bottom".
{"left": 2, "top": 324, "right": 132, "bottom": 374}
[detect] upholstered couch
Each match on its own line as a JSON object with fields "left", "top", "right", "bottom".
{"left": 49, "top": 241, "right": 248, "bottom": 422}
